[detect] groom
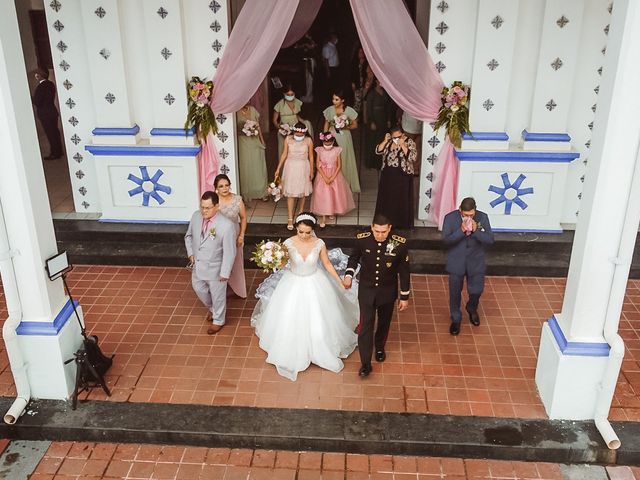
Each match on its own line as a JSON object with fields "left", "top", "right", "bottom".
{"left": 185, "top": 191, "right": 237, "bottom": 334}
{"left": 343, "top": 213, "right": 411, "bottom": 378}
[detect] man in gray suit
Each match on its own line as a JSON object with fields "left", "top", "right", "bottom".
{"left": 442, "top": 197, "right": 494, "bottom": 336}
{"left": 185, "top": 191, "right": 237, "bottom": 334}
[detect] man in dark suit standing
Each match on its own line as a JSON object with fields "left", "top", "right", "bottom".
{"left": 32, "top": 68, "right": 63, "bottom": 160}
{"left": 442, "top": 197, "right": 494, "bottom": 335}
{"left": 343, "top": 213, "right": 411, "bottom": 378}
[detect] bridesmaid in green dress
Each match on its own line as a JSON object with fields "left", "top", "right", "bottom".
{"left": 237, "top": 103, "right": 268, "bottom": 201}
{"left": 323, "top": 91, "right": 361, "bottom": 193}
{"left": 272, "top": 85, "right": 314, "bottom": 158}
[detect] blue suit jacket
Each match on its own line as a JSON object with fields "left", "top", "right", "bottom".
{"left": 442, "top": 209, "right": 494, "bottom": 276}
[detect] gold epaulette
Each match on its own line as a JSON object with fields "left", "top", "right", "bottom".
{"left": 391, "top": 234, "right": 406, "bottom": 243}
{"left": 357, "top": 232, "right": 371, "bottom": 239}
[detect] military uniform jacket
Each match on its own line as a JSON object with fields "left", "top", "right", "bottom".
{"left": 345, "top": 231, "right": 411, "bottom": 306}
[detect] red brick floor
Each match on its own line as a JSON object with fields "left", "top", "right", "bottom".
{"left": 0, "top": 266, "right": 639, "bottom": 420}
{"left": 27, "top": 440, "right": 640, "bottom": 479}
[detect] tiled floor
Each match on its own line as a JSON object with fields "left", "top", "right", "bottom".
{"left": 26, "top": 440, "right": 639, "bottom": 479}
{"left": 1, "top": 266, "right": 639, "bottom": 421}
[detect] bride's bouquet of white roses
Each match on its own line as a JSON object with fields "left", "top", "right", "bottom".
{"left": 251, "top": 239, "right": 289, "bottom": 273}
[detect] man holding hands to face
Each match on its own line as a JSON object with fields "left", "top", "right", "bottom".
{"left": 442, "top": 197, "right": 494, "bottom": 336}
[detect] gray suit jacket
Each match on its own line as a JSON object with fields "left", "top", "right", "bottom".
{"left": 185, "top": 210, "right": 237, "bottom": 281}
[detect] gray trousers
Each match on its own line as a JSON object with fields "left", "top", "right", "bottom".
{"left": 192, "top": 275, "right": 228, "bottom": 325}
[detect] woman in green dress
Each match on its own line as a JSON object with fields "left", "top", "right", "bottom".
{"left": 322, "top": 91, "right": 361, "bottom": 193}
{"left": 237, "top": 103, "right": 268, "bottom": 201}
{"left": 272, "top": 85, "right": 313, "bottom": 158}
{"left": 363, "top": 78, "right": 393, "bottom": 170}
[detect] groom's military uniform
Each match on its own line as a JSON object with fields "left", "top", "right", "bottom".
{"left": 345, "top": 231, "right": 411, "bottom": 369}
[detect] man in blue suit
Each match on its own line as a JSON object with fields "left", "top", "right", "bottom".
{"left": 442, "top": 197, "right": 494, "bottom": 335}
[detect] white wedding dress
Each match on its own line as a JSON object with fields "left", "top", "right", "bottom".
{"left": 251, "top": 238, "right": 359, "bottom": 381}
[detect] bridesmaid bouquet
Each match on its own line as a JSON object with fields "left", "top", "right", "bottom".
{"left": 242, "top": 120, "right": 259, "bottom": 137}
{"left": 278, "top": 124, "right": 292, "bottom": 136}
{"left": 433, "top": 80, "right": 471, "bottom": 148}
{"left": 267, "top": 177, "right": 282, "bottom": 202}
{"left": 252, "top": 240, "right": 289, "bottom": 272}
{"left": 184, "top": 76, "right": 218, "bottom": 142}
{"left": 332, "top": 114, "right": 350, "bottom": 133}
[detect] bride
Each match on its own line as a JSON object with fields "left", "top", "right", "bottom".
{"left": 251, "top": 212, "right": 359, "bottom": 381}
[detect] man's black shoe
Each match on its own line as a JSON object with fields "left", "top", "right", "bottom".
{"left": 466, "top": 308, "right": 480, "bottom": 326}
{"left": 375, "top": 350, "right": 386, "bottom": 362}
{"left": 358, "top": 364, "right": 371, "bottom": 377}
{"left": 449, "top": 322, "right": 460, "bottom": 335}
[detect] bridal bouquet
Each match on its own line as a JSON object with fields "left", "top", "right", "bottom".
{"left": 267, "top": 177, "right": 282, "bottom": 202}
{"left": 184, "top": 76, "right": 218, "bottom": 142}
{"left": 252, "top": 239, "right": 289, "bottom": 272}
{"left": 278, "top": 123, "right": 292, "bottom": 136}
{"left": 332, "top": 114, "right": 350, "bottom": 133}
{"left": 242, "top": 120, "right": 259, "bottom": 137}
{"left": 433, "top": 81, "right": 471, "bottom": 148}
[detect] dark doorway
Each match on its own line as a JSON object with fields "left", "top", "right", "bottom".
{"left": 29, "top": 10, "right": 54, "bottom": 70}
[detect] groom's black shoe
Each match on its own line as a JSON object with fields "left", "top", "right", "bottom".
{"left": 358, "top": 364, "right": 371, "bottom": 378}
{"left": 449, "top": 322, "right": 460, "bottom": 336}
{"left": 375, "top": 350, "right": 386, "bottom": 362}
{"left": 466, "top": 307, "right": 480, "bottom": 326}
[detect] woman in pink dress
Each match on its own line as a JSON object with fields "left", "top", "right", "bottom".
{"left": 214, "top": 174, "right": 247, "bottom": 298}
{"left": 311, "top": 131, "right": 356, "bottom": 228}
{"left": 275, "top": 122, "right": 314, "bottom": 230}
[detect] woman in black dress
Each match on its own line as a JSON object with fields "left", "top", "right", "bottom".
{"left": 374, "top": 126, "right": 418, "bottom": 229}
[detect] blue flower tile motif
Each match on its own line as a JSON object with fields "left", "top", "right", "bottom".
{"left": 127, "top": 166, "right": 172, "bottom": 206}
{"left": 488, "top": 173, "right": 534, "bottom": 215}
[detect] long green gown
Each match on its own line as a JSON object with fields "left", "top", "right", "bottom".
{"left": 237, "top": 106, "right": 268, "bottom": 200}
{"left": 322, "top": 105, "right": 361, "bottom": 193}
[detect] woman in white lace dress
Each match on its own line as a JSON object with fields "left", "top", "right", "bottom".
{"left": 214, "top": 174, "right": 247, "bottom": 298}
{"left": 251, "top": 212, "right": 359, "bottom": 381}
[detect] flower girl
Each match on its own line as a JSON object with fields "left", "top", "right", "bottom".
{"left": 310, "top": 132, "right": 356, "bottom": 228}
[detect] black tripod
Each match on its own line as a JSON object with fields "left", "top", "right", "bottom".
{"left": 60, "top": 269, "right": 113, "bottom": 409}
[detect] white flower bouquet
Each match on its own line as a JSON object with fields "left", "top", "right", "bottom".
{"left": 267, "top": 176, "right": 282, "bottom": 202}
{"left": 242, "top": 120, "right": 259, "bottom": 137}
{"left": 332, "top": 114, "right": 350, "bottom": 133}
{"left": 251, "top": 239, "right": 289, "bottom": 273}
{"left": 278, "top": 123, "right": 292, "bottom": 137}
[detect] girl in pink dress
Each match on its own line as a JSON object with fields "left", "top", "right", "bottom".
{"left": 275, "top": 122, "right": 314, "bottom": 230}
{"left": 311, "top": 131, "right": 356, "bottom": 228}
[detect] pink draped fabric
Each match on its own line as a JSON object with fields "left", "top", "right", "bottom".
{"left": 282, "top": 0, "right": 323, "bottom": 48}
{"left": 350, "top": 0, "right": 457, "bottom": 229}
{"left": 197, "top": 0, "right": 299, "bottom": 195}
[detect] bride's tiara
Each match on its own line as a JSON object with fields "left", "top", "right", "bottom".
{"left": 295, "top": 213, "right": 316, "bottom": 224}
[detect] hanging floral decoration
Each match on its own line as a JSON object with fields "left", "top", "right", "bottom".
{"left": 433, "top": 81, "right": 471, "bottom": 148}
{"left": 184, "top": 76, "right": 218, "bottom": 142}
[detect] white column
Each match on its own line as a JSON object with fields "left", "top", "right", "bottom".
{"left": 419, "top": 0, "right": 478, "bottom": 221}
{"left": 536, "top": 0, "right": 640, "bottom": 418}
{"left": 0, "top": 1, "right": 82, "bottom": 399}
{"left": 524, "top": 0, "right": 585, "bottom": 150}
{"left": 80, "top": 0, "right": 138, "bottom": 140}
{"left": 44, "top": 0, "right": 100, "bottom": 212}
{"left": 142, "top": 0, "right": 189, "bottom": 136}
{"left": 463, "top": 0, "right": 519, "bottom": 150}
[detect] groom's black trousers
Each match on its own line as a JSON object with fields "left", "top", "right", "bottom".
{"left": 357, "top": 298, "right": 395, "bottom": 367}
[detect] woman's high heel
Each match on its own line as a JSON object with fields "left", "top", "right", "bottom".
{"left": 287, "top": 218, "right": 294, "bottom": 231}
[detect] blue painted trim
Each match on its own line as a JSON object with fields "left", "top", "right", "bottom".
{"left": 462, "top": 132, "right": 509, "bottom": 141}
{"left": 150, "top": 128, "right": 195, "bottom": 136}
{"left": 92, "top": 125, "right": 140, "bottom": 136}
{"left": 16, "top": 299, "right": 79, "bottom": 336}
{"left": 493, "top": 228, "right": 563, "bottom": 234}
{"left": 548, "top": 316, "right": 610, "bottom": 357}
{"left": 99, "top": 218, "right": 189, "bottom": 224}
{"left": 455, "top": 151, "right": 580, "bottom": 163}
{"left": 85, "top": 145, "right": 201, "bottom": 156}
{"left": 522, "top": 130, "right": 571, "bottom": 142}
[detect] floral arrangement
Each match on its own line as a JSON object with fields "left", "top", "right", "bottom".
{"left": 208, "top": 227, "right": 217, "bottom": 239}
{"left": 432, "top": 81, "right": 471, "bottom": 148}
{"left": 278, "top": 124, "right": 292, "bottom": 137}
{"left": 251, "top": 239, "right": 288, "bottom": 272}
{"left": 332, "top": 114, "right": 350, "bottom": 133}
{"left": 184, "top": 76, "right": 218, "bottom": 142}
{"left": 319, "top": 132, "right": 334, "bottom": 142}
{"left": 386, "top": 239, "right": 400, "bottom": 255}
{"left": 267, "top": 177, "right": 282, "bottom": 202}
{"left": 242, "top": 120, "right": 259, "bottom": 137}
